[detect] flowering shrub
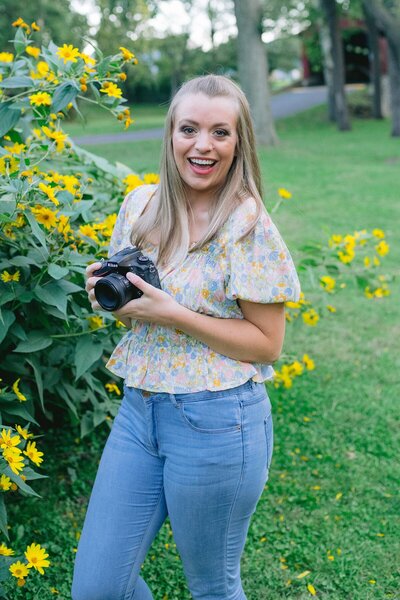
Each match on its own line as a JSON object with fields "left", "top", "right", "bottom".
{"left": 271, "top": 190, "right": 392, "bottom": 389}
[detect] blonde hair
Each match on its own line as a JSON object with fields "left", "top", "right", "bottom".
{"left": 130, "top": 74, "right": 265, "bottom": 268}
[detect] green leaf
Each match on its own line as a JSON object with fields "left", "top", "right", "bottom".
{"left": 9, "top": 255, "right": 39, "bottom": 268}
{"left": 1, "top": 404, "right": 39, "bottom": 424}
{"left": 21, "top": 466, "right": 48, "bottom": 481}
{"left": 0, "top": 76, "right": 33, "bottom": 89}
{"left": 56, "top": 279, "right": 83, "bottom": 294}
{"left": 48, "top": 263, "right": 69, "bottom": 280}
{"left": 25, "top": 210, "right": 47, "bottom": 249}
{"left": 14, "top": 331, "right": 53, "bottom": 353}
{"left": 0, "top": 290, "right": 14, "bottom": 307}
{"left": 13, "top": 26, "right": 26, "bottom": 55}
{"left": 80, "top": 411, "right": 94, "bottom": 437}
{"left": 0, "top": 310, "right": 15, "bottom": 345}
{"left": 26, "top": 357, "right": 45, "bottom": 413}
{"left": 0, "top": 194, "right": 16, "bottom": 216}
{"left": 0, "top": 495, "right": 8, "bottom": 539}
{"left": 52, "top": 81, "right": 79, "bottom": 113}
{"left": 0, "top": 101, "right": 21, "bottom": 137}
{"left": 75, "top": 336, "right": 103, "bottom": 380}
{"left": 34, "top": 282, "right": 68, "bottom": 315}
{"left": 2, "top": 465, "right": 40, "bottom": 497}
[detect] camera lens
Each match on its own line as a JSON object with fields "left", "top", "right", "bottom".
{"left": 94, "top": 273, "right": 134, "bottom": 311}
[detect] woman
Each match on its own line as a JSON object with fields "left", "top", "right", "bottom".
{"left": 72, "top": 74, "right": 300, "bottom": 600}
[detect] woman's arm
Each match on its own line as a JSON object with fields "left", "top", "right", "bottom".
{"left": 172, "top": 299, "right": 285, "bottom": 363}
{"left": 111, "top": 272, "right": 285, "bottom": 364}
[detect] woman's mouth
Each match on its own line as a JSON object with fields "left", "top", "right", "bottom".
{"left": 187, "top": 158, "right": 217, "bottom": 175}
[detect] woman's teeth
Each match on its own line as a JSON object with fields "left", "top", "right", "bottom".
{"left": 188, "top": 158, "right": 216, "bottom": 166}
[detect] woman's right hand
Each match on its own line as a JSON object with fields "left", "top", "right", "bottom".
{"left": 85, "top": 262, "right": 102, "bottom": 311}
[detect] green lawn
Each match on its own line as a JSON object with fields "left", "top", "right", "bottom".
{"left": 6, "top": 107, "right": 399, "bottom": 599}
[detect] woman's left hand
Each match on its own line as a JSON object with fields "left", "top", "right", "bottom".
{"left": 113, "top": 272, "right": 180, "bottom": 327}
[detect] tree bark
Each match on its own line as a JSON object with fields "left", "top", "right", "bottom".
{"left": 233, "top": 0, "right": 278, "bottom": 146}
{"left": 319, "top": 0, "right": 351, "bottom": 131}
{"left": 362, "top": 1, "right": 383, "bottom": 119}
{"left": 363, "top": 0, "right": 400, "bottom": 136}
{"left": 318, "top": 17, "right": 336, "bottom": 121}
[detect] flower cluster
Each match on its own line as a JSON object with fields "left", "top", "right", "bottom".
{"left": 273, "top": 355, "right": 315, "bottom": 389}
{"left": 2, "top": 542, "right": 50, "bottom": 587}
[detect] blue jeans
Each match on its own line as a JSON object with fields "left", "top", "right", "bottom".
{"left": 71, "top": 379, "right": 274, "bottom": 600}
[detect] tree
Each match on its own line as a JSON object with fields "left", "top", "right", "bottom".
{"left": 318, "top": 0, "right": 351, "bottom": 130}
{"left": 362, "top": 1, "right": 383, "bottom": 118}
{"left": 233, "top": 0, "right": 278, "bottom": 146}
{"left": 362, "top": 0, "right": 400, "bottom": 136}
{"left": 0, "top": 0, "right": 88, "bottom": 50}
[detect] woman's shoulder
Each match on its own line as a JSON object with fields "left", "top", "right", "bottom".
{"left": 122, "top": 184, "right": 158, "bottom": 217}
{"left": 225, "top": 195, "right": 267, "bottom": 241}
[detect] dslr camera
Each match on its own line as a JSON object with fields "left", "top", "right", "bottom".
{"left": 93, "top": 246, "right": 161, "bottom": 311}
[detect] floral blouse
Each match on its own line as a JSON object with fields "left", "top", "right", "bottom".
{"left": 106, "top": 184, "right": 301, "bottom": 392}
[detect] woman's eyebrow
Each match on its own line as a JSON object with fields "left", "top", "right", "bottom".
{"left": 177, "top": 119, "right": 231, "bottom": 128}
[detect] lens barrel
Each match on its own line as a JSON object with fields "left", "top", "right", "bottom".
{"left": 94, "top": 273, "right": 134, "bottom": 311}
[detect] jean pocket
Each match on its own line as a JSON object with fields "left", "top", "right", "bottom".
{"left": 264, "top": 412, "right": 274, "bottom": 470}
{"left": 180, "top": 395, "right": 242, "bottom": 434}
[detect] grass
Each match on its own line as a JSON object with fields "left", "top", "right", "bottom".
{"left": 5, "top": 106, "right": 399, "bottom": 599}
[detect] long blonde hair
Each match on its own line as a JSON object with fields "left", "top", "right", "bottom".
{"left": 130, "top": 74, "right": 265, "bottom": 268}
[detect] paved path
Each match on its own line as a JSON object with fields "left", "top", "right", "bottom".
{"left": 72, "top": 86, "right": 329, "bottom": 146}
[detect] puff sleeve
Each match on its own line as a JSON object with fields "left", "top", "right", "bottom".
{"left": 225, "top": 198, "right": 301, "bottom": 303}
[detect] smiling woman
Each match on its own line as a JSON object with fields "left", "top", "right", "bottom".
{"left": 74, "top": 74, "right": 301, "bottom": 600}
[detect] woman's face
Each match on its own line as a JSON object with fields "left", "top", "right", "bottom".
{"left": 172, "top": 93, "right": 238, "bottom": 201}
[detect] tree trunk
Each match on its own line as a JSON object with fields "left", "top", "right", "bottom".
{"left": 319, "top": 0, "right": 351, "bottom": 131}
{"left": 388, "top": 38, "right": 400, "bottom": 136}
{"left": 318, "top": 17, "right": 336, "bottom": 121}
{"left": 233, "top": 0, "right": 278, "bottom": 146}
{"left": 362, "top": 1, "right": 383, "bottom": 119}
{"left": 363, "top": 0, "right": 400, "bottom": 136}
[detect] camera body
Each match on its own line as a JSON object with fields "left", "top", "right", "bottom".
{"left": 93, "top": 246, "right": 161, "bottom": 311}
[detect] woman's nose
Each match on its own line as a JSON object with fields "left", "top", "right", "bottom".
{"left": 194, "top": 131, "right": 213, "bottom": 153}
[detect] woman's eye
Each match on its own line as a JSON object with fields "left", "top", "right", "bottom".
{"left": 214, "top": 129, "right": 229, "bottom": 137}
{"left": 181, "top": 126, "right": 195, "bottom": 135}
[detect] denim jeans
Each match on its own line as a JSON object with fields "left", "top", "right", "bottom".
{"left": 71, "top": 379, "right": 274, "bottom": 600}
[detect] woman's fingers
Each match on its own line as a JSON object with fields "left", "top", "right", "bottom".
{"left": 85, "top": 262, "right": 102, "bottom": 278}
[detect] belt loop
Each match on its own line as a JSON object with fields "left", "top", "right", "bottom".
{"left": 169, "top": 393, "right": 178, "bottom": 407}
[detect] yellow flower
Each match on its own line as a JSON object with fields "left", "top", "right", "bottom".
{"left": 12, "top": 378, "right": 27, "bottom": 401}
{"left": 60, "top": 174, "right": 80, "bottom": 195}
{"left": 15, "top": 424, "right": 33, "bottom": 440}
{"left": 31, "top": 61, "right": 50, "bottom": 79}
{"left": 302, "top": 309, "right": 319, "bottom": 326}
{"left": 143, "top": 173, "right": 160, "bottom": 185}
{"left": 278, "top": 187, "right": 292, "bottom": 199}
{"left": 56, "top": 215, "right": 72, "bottom": 241}
{"left": 42, "top": 126, "right": 69, "bottom": 152}
{"left": 123, "top": 174, "right": 143, "bottom": 194}
{"left": 3, "top": 447, "right": 24, "bottom": 475}
{"left": 31, "top": 21, "right": 41, "bottom": 31}
{"left": 26, "top": 46, "right": 40, "bottom": 59}
{"left": 31, "top": 206, "right": 58, "bottom": 229}
{"left": 25, "top": 543, "right": 50, "bottom": 574}
{"left": 328, "top": 234, "right": 343, "bottom": 247}
{"left": 29, "top": 91, "right": 52, "bottom": 106}
{"left": 326, "top": 304, "right": 336, "bottom": 313}
{"left": 57, "top": 44, "right": 80, "bottom": 64}
{"left": 80, "top": 53, "right": 96, "bottom": 67}
{"left": 9, "top": 561, "right": 29, "bottom": 579}
{"left": 0, "top": 474, "right": 12, "bottom": 491}
{"left": 5, "top": 142, "right": 26, "bottom": 155}
{"left": 105, "top": 382, "right": 121, "bottom": 396}
{"left": 364, "top": 256, "right": 371, "bottom": 268}
{"left": 337, "top": 249, "right": 355, "bottom": 264}
{"left": 0, "top": 428, "right": 21, "bottom": 450}
{"left": 124, "top": 116, "right": 134, "bottom": 129}
{"left": 12, "top": 17, "right": 27, "bottom": 27}
{"left": 320, "top": 275, "right": 335, "bottom": 293}
{"left": 302, "top": 354, "right": 315, "bottom": 370}
{"left": 87, "top": 315, "right": 104, "bottom": 330}
{"left": 38, "top": 182, "right": 59, "bottom": 206}
{"left": 373, "top": 257, "right": 380, "bottom": 267}
{"left": 0, "top": 52, "right": 14, "bottom": 63}
{"left": 23, "top": 441, "right": 44, "bottom": 467}
{"left": 0, "top": 155, "right": 19, "bottom": 175}
{"left": 296, "top": 571, "right": 311, "bottom": 579}
{"left": 288, "top": 361, "right": 304, "bottom": 376}
{"left": 119, "top": 46, "right": 136, "bottom": 61}
{"left": 79, "top": 224, "right": 99, "bottom": 242}
{"left": 372, "top": 228, "right": 385, "bottom": 239}
{"left": 1, "top": 270, "right": 20, "bottom": 283}
{"left": 0, "top": 542, "right": 14, "bottom": 555}
{"left": 375, "top": 240, "right": 389, "bottom": 257}
{"left": 100, "top": 82, "right": 123, "bottom": 98}
{"left": 307, "top": 583, "right": 317, "bottom": 596}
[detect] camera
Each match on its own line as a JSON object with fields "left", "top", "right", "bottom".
{"left": 93, "top": 246, "right": 161, "bottom": 311}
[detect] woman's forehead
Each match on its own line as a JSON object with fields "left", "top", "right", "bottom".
{"left": 173, "top": 93, "right": 239, "bottom": 126}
